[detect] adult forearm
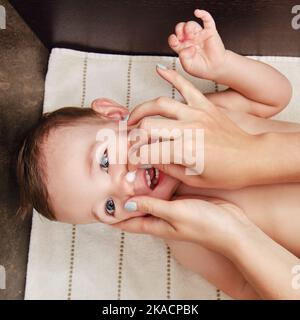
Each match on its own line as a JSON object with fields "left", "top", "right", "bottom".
{"left": 228, "top": 222, "right": 300, "bottom": 299}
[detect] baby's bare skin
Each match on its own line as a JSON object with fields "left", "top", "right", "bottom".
{"left": 164, "top": 10, "right": 299, "bottom": 299}
{"left": 167, "top": 107, "right": 300, "bottom": 299}
{"left": 181, "top": 108, "right": 300, "bottom": 257}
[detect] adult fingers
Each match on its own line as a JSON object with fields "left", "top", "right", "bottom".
{"left": 112, "top": 215, "right": 176, "bottom": 239}
{"left": 128, "top": 117, "right": 183, "bottom": 142}
{"left": 153, "top": 163, "right": 204, "bottom": 184}
{"left": 124, "top": 196, "right": 177, "bottom": 222}
{"left": 155, "top": 66, "right": 213, "bottom": 109}
{"left": 127, "top": 124, "right": 179, "bottom": 171}
{"left": 128, "top": 139, "right": 182, "bottom": 171}
{"left": 127, "top": 96, "right": 188, "bottom": 125}
{"left": 172, "top": 194, "right": 228, "bottom": 205}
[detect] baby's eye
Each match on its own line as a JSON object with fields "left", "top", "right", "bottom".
{"left": 99, "top": 149, "right": 109, "bottom": 172}
{"left": 105, "top": 198, "right": 115, "bottom": 216}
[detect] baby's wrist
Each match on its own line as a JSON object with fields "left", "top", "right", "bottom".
{"left": 213, "top": 50, "right": 236, "bottom": 83}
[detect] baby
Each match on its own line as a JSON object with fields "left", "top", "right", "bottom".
{"left": 17, "top": 10, "right": 300, "bottom": 299}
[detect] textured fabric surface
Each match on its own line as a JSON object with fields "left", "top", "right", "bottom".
{"left": 25, "top": 48, "right": 300, "bottom": 300}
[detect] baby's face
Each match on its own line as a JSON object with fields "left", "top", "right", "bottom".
{"left": 44, "top": 118, "right": 179, "bottom": 224}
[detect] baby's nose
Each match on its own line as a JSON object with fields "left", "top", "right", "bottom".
{"left": 108, "top": 168, "right": 147, "bottom": 224}
{"left": 111, "top": 166, "right": 135, "bottom": 198}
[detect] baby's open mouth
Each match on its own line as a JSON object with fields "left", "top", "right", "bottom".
{"left": 132, "top": 167, "right": 165, "bottom": 195}
{"left": 145, "top": 167, "right": 160, "bottom": 190}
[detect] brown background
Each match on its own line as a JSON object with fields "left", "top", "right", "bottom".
{"left": 0, "top": 0, "right": 300, "bottom": 299}
{"left": 8, "top": 0, "right": 300, "bottom": 56}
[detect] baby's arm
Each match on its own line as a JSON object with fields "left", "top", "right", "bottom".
{"left": 167, "top": 239, "right": 260, "bottom": 299}
{"left": 169, "top": 10, "right": 292, "bottom": 118}
{"left": 206, "top": 51, "right": 292, "bottom": 118}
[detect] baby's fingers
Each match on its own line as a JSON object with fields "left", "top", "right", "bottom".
{"left": 175, "top": 22, "right": 185, "bottom": 41}
{"left": 168, "top": 34, "right": 180, "bottom": 53}
{"left": 183, "top": 21, "right": 202, "bottom": 40}
{"left": 194, "top": 9, "right": 216, "bottom": 30}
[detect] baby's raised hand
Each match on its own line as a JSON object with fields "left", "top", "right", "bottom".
{"left": 168, "top": 9, "right": 227, "bottom": 81}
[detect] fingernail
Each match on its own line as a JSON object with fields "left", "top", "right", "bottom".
{"left": 125, "top": 171, "right": 137, "bottom": 183}
{"left": 139, "top": 164, "right": 152, "bottom": 169}
{"left": 124, "top": 201, "right": 137, "bottom": 212}
{"left": 156, "top": 63, "right": 168, "bottom": 70}
{"left": 122, "top": 114, "right": 129, "bottom": 122}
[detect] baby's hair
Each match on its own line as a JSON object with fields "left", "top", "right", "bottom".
{"left": 17, "top": 107, "right": 102, "bottom": 221}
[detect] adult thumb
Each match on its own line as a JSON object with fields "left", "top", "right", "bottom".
{"left": 124, "top": 196, "right": 175, "bottom": 222}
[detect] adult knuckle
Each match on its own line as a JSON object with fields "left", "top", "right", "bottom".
{"left": 140, "top": 200, "right": 154, "bottom": 214}
{"left": 156, "top": 96, "right": 169, "bottom": 106}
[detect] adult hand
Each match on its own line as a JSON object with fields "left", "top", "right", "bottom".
{"left": 115, "top": 195, "right": 300, "bottom": 299}
{"left": 127, "top": 66, "right": 260, "bottom": 189}
{"left": 113, "top": 195, "right": 247, "bottom": 255}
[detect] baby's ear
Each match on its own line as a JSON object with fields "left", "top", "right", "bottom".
{"left": 91, "top": 98, "right": 129, "bottom": 120}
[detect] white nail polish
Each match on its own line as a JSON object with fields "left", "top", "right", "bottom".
{"left": 125, "top": 171, "right": 137, "bottom": 183}
{"left": 156, "top": 63, "right": 168, "bottom": 70}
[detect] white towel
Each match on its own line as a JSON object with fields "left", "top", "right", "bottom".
{"left": 25, "top": 49, "right": 300, "bottom": 300}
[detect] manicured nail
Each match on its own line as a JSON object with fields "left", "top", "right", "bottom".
{"left": 156, "top": 63, "right": 168, "bottom": 70}
{"left": 124, "top": 201, "right": 137, "bottom": 212}
{"left": 125, "top": 171, "right": 137, "bottom": 183}
{"left": 139, "top": 164, "right": 152, "bottom": 169}
{"left": 122, "top": 114, "right": 129, "bottom": 122}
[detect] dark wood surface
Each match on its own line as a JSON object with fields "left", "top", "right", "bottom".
{"left": 9, "top": 0, "right": 300, "bottom": 56}
{"left": 0, "top": 0, "right": 49, "bottom": 299}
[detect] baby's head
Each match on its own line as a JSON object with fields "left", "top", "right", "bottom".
{"left": 17, "top": 99, "right": 179, "bottom": 225}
